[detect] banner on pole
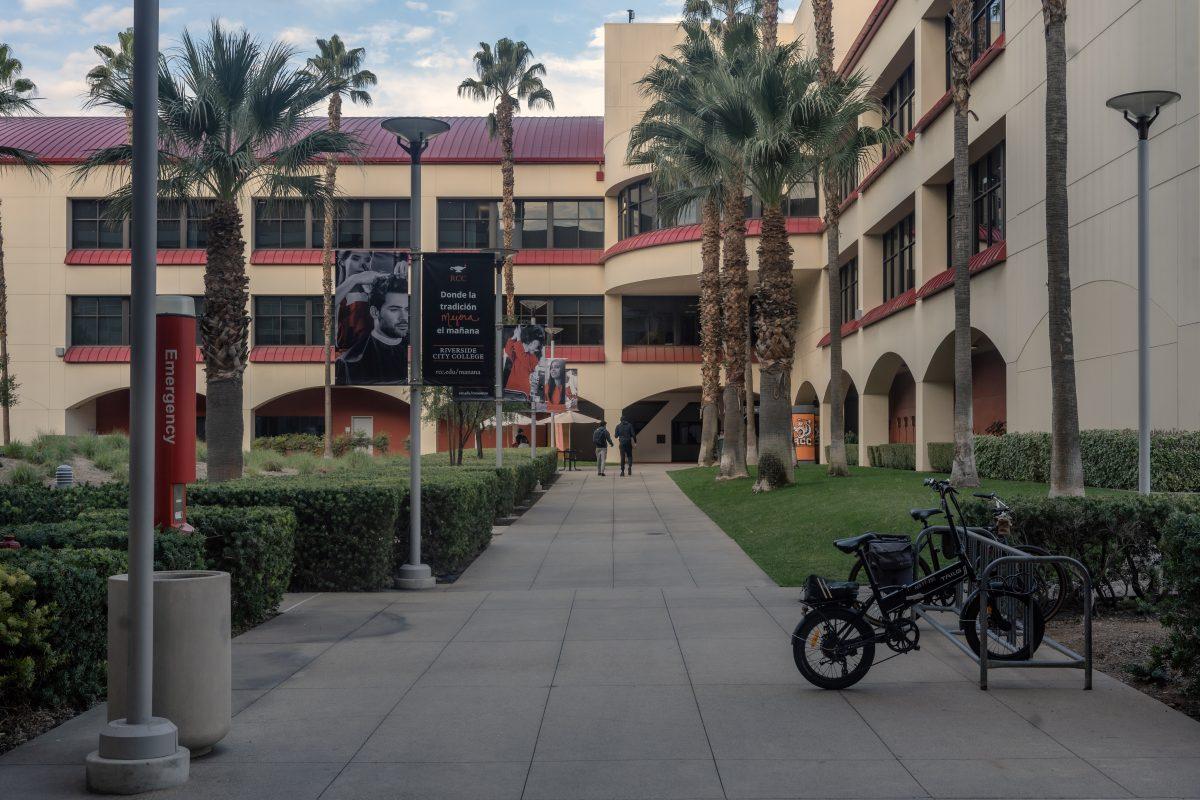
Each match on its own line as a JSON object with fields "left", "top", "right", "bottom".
{"left": 421, "top": 252, "right": 496, "bottom": 387}
{"left": 500, "top": 323, "right": 544, "bottom": 401}
{"left": 332, "top": 250, "right": 410, "bottom": 385}
{"left": 533, "top": 360, "right": 577, "bottom": 412}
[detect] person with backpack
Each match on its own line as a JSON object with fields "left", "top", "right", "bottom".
{"left": 592, "top": 421, "right": 614, "bottom": 476}
{"left": 614, "top": 416, "right": 637, "bottom": 476}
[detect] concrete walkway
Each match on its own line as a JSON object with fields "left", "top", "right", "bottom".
{"left": 4, "top": 466, "right": 1200, "bottom": 799}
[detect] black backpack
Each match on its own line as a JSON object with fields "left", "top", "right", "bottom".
{"left": 592, "top": 427, "right": 609, "bottom": 447}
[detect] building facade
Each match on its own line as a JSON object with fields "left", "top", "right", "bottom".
{"left": 1, "top": 0, "right": 1196, "bottom": 464}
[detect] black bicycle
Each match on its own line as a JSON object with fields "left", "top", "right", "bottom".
{"left": 793, "top": 479, "right": 1045, "bottom": 690}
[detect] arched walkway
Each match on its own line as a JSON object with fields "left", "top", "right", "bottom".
{"left": 819, "top": 373, "right": 859, "bottom": 465}
{"left": 922, "top": 329, "right": 1007, "bottom": 435}
{"left": 862, "top": 352, "right": 915, "bottom": 457}
{"left": 614, "top": 386, "right": 708, "bottom": 463}
{"left": 254, "top": 387, "right": 410, "bottom": 452}
{"left": 67, "top": 388, "right": 208, "bottom": 439}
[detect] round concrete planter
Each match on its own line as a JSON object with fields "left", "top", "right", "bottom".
{"left": 107, "top": 570, "right": 231, "bottom": 756}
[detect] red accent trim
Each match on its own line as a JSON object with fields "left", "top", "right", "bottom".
{"left": 551, "top": 345, "right": 605, "bottom": 363}
{"left": 513, "top": 248, "right": 604, "bottom": 266}
{"left": 65, "top": 345, "right": 203, "bottom": 363}
{"left": 601, "top": 217, "right": 823, "bottom": 263}
{"left": 65, "top": 248, "right": 207, "bottom": 265}
{"left": 817, "top": 319, "right": 862, "bottom": 348}
{"left": 917, "top": 241, "right": 1007, "bottom": 299}
{"left": 838, "top": 0, "right": 899, "bottom": 77}
{"left": 859, "top": 287, "right": 917, "bottom": 329}
{"left": 250, "top": 249, "right": 326, "bottom": 265}
{"left": 249, "top": 345, "right": 328, "bottom": 363}
{"left": 621, "top": 345, "right": 702, "bottom": 363}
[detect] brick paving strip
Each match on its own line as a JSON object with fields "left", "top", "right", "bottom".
{"left": 3, "top": 465, "right": 1199, "bottom": 799}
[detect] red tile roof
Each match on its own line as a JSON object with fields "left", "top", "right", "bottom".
{"left": 250, "top": 345, "right": 327, "bottom": 363}
{"left": 817, "top": 319, "right": 862, "bottom": 348}
{"left": 251, "top": 249, "right": 326, "bottom": 265}
{"left": 859, "top": 287, "right": 917, "bottom": 329}
{"left": 514, "top": 249, "right": 604, "bottom": 266}
{"left": 601, "top": 217, "right": 823, "bottom": 263}
{"left": 0, "top": 116, "right": 604, "bottom": 165}
{"left": 65, "top": 248, "right": 207, "bottom": 265}
{"left": 65, "top": 345, "right": 203, "bottom": 363}
{"left": 551, "top": 346, "right": 605, "bottom": 363}
{"left": 917, "top": 241, "right": 1007, "bottom": 299}
{"left": 622, "top": 345, "right": 703, "bottom": 363}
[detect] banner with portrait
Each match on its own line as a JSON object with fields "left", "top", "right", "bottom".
{"left": 500, "top": 323, "right": 545, "bottom": 401}
{"left": 333, "top": 250, "right": 410, "bottom": 385}
{"left": 532, "top": 359, "right": 578, "bottom": 413}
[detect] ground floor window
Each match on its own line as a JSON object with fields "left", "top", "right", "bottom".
{"left": 254, "top": 415, "right": 323, "bottom": 437}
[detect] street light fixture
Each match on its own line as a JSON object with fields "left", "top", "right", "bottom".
{"left": 1106, "top": 90, "right": 1179, "bottom": 495}
{"left": 381, "top": 117, "right": 450, "bottom": 589}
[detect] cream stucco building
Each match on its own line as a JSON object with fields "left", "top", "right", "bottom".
{"left": 1, "top": 0, "right": 1196, "bottom": 465}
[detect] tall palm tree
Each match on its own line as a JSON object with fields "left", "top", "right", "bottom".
{"left": 84, "top": 28, "right": 135, "bottom": 143}
{"left": 948, "top": 0, "right": 980, "bottom": 487}
{"left": 304, "top": 34, "right": 376, "bottom": 460}
{"left": 1042, "top": 0, "right": 1083, "bottom": 496}
{"left": 457, "top": 39, "right": 554, "bottom": 319}
{"left": 76, "top": 23, "right": 360, "bottom": 481}
{"left": 0, "top": 44, "right": 46, "bottom": 446}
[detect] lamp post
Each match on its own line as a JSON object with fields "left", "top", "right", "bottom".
{"left": 1106, "top": 90, "right": 1179, "bottom": 495}
{"left": 87, "top": 1, "right": 190, "bottom": 790}
{"left": 382, "top": 117, "right": 450, "bottom": 589}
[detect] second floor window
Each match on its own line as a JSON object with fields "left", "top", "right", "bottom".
{"left": 839, "top": 259, "right": 858, "bottom": 323}
{"left": 881, "top": 64, "right": 915, "bottom": 137}
{"left": 882, "top": 213, "right": 916, "bottom": 302}
{"left": 515, "top": 295, "right": 604, "bottom": 345}
{"left": 945, "top": 0, "right": 1004, "bottom": 88}
{"left": 71, "top": 199, "right": 215, "bottom": 250}
{"left": 254, "top": 199, "right": 413, "bottom": 250}
{"left": 253, "top": 296, "right": 323, "bottom": 345}
{"left": 947, "top": 140, "right": 1006, "bottom": 262}
{"left": 70, "top": 295, "right": 205, "bottom": 346}
{"left": 622, "top": 296, "right": 700, "bottom": 347}
{"left": 516, "top": 200, "right": 604, "bottom": 249}
{"left": 254, "top": 200, "right": 308, "bottom": 249}
{"left": 437, "top": 199, "right": 498, "bottom": 249}
{"left": 744, "top": 179, "right": 820, "bottom": 219}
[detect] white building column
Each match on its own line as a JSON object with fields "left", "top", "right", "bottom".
{"left": 915, "top": 379, "right": 954, "bottom": 471}
{"left": 860, "top": 392, "right": 888, "bottom": 467}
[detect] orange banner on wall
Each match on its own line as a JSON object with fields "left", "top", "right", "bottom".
{"left": 792, "top": 412, "right": 817, "bottom": 463}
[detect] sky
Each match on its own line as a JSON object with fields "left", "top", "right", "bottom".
{"left": 2, "top": 0, "right": 796, "bottom": 118}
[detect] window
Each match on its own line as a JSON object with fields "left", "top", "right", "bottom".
{"left": 622, "top": 296, "right": 700, "bottom": 347}
{"left": 839, "top": 259, "right": 858, "bottom": 323}
{"left": 71, "top": 296, "right": 127, "bottom": 345}
{"left": 253, "top": 200, "right": 308, "bottom": 249}
{"left": 515, "top": 295, "right": 604, "bottom": 345}
{"left": 367, "top": 200, "right": 412, "bottom": 250}
{"left": 255, "top": 416, "right": 323, "bottom": 437}
{"left": 946, "top": 141, "right": 1006, "bottom": 262}
{"left": 437, "top": 199, "right": 498, "bottom": 249}
{"left": 744, "top": 179, "right": 821, "bottom": 219}
{"left": 882, "top": 213, "right": 915, "bottom": 301}
{"left": 184, "top": 201, "right": 217, "bottom": 248}
{"left": 945, "top": 0, "right": 1004, "bottom": 88}
{"left": 312, "top": 200, "right": 365, "bottom": 249}
{"left": 70, "top": 200, "right": 125, "bottom": 249}
{"left": 618, "top": 178, "right": 657, "bottom": 239}
{"left": 881, "top": 64, "right": 915, "bottom": 136}
{"left": 515, "top": 200, "right": 604, "bottom": 249}
{"left": 253, "top": 296, "right": 324, "bottom": 345}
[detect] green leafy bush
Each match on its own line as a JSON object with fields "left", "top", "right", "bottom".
{"left": 0, "top": 520, "right": 204, "bottom": 571}
{"left": 189, "top": 479, "right": 399, "bottom": 591}
{"left": 401, "top": 471, "right": 498, "bottom": 576}
{"left": 0, "top": 547, "right": 127, "bottom": 706}
{"left": 824, "top": 445, "right": 859, "bottom": 467}
{"left": 0, "top": 483, "right": 128, "bottom": 526}
{"left": 190, "top": 506, "right": 295, "bottom": 631}
{"left": 867, "top": 444, "right": 915, "bottom": 470}
{"left": 927, "top": 442, "right": 953, "bottom": 473}
{"left": 1155, "top": 511, "right": 1200, "bottom": 696}
{"left": 0, "top": 563, "right": 56, "bottom": 696}
{"left": 252, "top": 433, "right": 323, "bottom": 455}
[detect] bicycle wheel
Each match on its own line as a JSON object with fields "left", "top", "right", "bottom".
{"left": 960, "top": 587, "right": 1045, "bottom": 661}
{"left": 1014, "top": 545, "right": 1070, "bottom": 622}
{"left": 792, "top": 606, "right": 876, "bottom": 689}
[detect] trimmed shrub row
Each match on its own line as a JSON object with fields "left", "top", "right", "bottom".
{"left": 823, "top": 445, "right": 859, "bottom": 467}
{"left": 1156, "top": 511, "right": 1200, "bottom": 697}
{"left": 867, "top": 444, "right": 915, "bottom": 470}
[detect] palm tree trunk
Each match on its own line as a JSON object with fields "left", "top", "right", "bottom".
{"left": 745, "top": 319, "right": 758, "bottom": 465}
{"left": 698, "top": 196, "right": 722, "bottom": 466}
{"left": 321, "top": 93, "right": 341, "bottom": 461}
{"left": 814, "top": 0, "right": 849, "bottom": 477}
{"left": 761, "top": 0, "right": 780, "bottom": 49}
{"left": 499, "top": 98, "right": 516, "bottom": 319}
{"left": 949, "top": 0, "right": 979, "bottom": 487}
{"left": 719, "top": 176, "right": 750, "bottom": 479}
{"left": 201, "top": 199, "right": 250, "bottom": 482}
{"left": 1044, "top": 0, "right": 1084, "bottom": 496}
{"left": 0, "top": 198, "right": 10, "bottom": 446}
{"left": 753, "top": 202, "right": 796, "bottom": 488}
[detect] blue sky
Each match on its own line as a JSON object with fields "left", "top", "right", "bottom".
{"left": 2, "top": 0, "right": 735, "bottom": 117}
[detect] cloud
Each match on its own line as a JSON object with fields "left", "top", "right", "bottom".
{"left": 432, "top": 10, "right": 456, "bottom": 23}
{"left": 277, "top": 26, "right": 317, "bottom": 47}
{"left": 20, "top": 0, "right": 73, "bottom": 9}
{"left": 0, "top": 17, "right": 65, "bottom": 36}
{"left": 81, "top": 4, "right": 133, "bottom": 30}
{"left": 404, "top": 0, "right": 428, "bottom": 8}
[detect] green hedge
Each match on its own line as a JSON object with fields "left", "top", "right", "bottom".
{"left": 401, "top": 471, "right": 497, "bottom": 577}
{"left": 0, "top": 563, "right": 55, "bottom": 697}
{"left": 0, "top": 547, "right": 127, "bottom": 706}
{"left": 927, "top": 442, "right": 953, "bottom": 473}
{"left": 0, "top": 483, "right": 128, "bottom": 526}
{"left": 1156, "top": 512, "right": 1200, "bottom": 697}
{"left": 970, "top": 430, "right": 1200, "bottom": 491}
{"left": 1, "top": 520, "right": 204, "bottom": 571}
{"left": 823, "top": 445, "right": 859, "bottom": 467}
{"left": 867, "top": 444, "right": 915, "bottom": 470}
{"left": 190, "top": 506, "right": 295, "bottom": 631}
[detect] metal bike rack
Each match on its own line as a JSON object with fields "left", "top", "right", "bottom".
{"left": 913, "top": 528, "right": 1093, "bottom": 690}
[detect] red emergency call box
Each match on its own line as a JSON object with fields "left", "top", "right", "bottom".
{"left": 154, "top": 296, "right": 197, "bottom": 531}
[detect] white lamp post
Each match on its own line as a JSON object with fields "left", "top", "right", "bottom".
{"left": 381, "top": 116, "right": 450, "bottom": 589}
{"left": 1106, "top": 90, "right": 1179, "bottom": 495}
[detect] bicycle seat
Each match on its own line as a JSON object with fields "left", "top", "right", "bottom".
{"left": 909, "top": 507, "right": 943, "bottom": 524}
{"left": 833, "top": 533, "right": 878, "bottom": 553}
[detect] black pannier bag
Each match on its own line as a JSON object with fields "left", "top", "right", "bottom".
{"left": 802, "top": 574, "right": 859, "bottom": 605}
{"left": 865, "top": 538, "right": 917, "bottom": 590}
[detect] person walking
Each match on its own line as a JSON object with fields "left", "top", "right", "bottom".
{"left": 592, "top": 421, "right": 614, "bottom": 476}
{"left": 615, "top": 416, "right": 637, "bottom": 476}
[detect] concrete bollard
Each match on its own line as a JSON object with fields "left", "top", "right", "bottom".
{"left": 107, "top": 571, "right": 232, "bottom": 756}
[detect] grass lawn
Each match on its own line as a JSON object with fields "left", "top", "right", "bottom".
{"left": 670, "top": 464, "right": 1122, "bottom": 586}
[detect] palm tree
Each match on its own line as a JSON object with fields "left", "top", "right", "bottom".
{"left": 457, "top": 39, "right": 554, "bottom": 319}
{"left": 84, "top": 28, "right": 135, "bottom": 142}
{"left": 304, "top": 34, "right": 377, "bottom": 460}
{"left": 75, "top": 23, "right": 361, "bottom": 481}
{"left": 1042, "top": 0, "right": 1083, "bottom": 496}
{"left": 948, "top": 0, "right": 980, "bottom": 487}
{"left": 0, "top": 44, "right": 46, "bottom": 446}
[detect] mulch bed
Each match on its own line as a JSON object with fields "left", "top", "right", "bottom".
{"left": 0, "top": 703, "right": 87, "bottom": 756}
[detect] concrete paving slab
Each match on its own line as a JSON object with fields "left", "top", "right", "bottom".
{"left": 230, "top": 641, "right": 331, "bottom": 689}
{"left": 523, "top": 759, "right": 725, "bottom": 800}
{"left": 454, "top": 607, "right": 570, "bottom": 641}
{"left": 668, "top": 606, "right": 788, "bottom": 639}
{"left": 347, "top": 607, "right": 476, "bottom": 642}
{"left": 566, "top": 606, "right": 677, "bottom": 640}
{"left": 232, "top": 608, "right": 380, "bottom": 644}
{"left": 901, "top": 757, "right": 1134, "bottom": 799}
{"left": 1088, "top": 756, "right": 1200, "bottom": 798}
{"left": 278, "top": 638, "right": 444, "bottom": 689}
{"left": 679, "top": 637, "right": 803, "bottom": 685}
{"left": 417, "top": 639, "right": 562, "bottom": 687}
{"left": 319, "top": 762, "right": 529, "bottom": 800}
{"left": 715, "top": 758, "right": 929, "bottom": 799}
{"left": 554, "top": 639, "right": 689, "bottom": 686}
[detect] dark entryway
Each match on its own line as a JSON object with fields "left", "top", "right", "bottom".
{"left": 671, "top": 402, "right": 702, "bottom": 462}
